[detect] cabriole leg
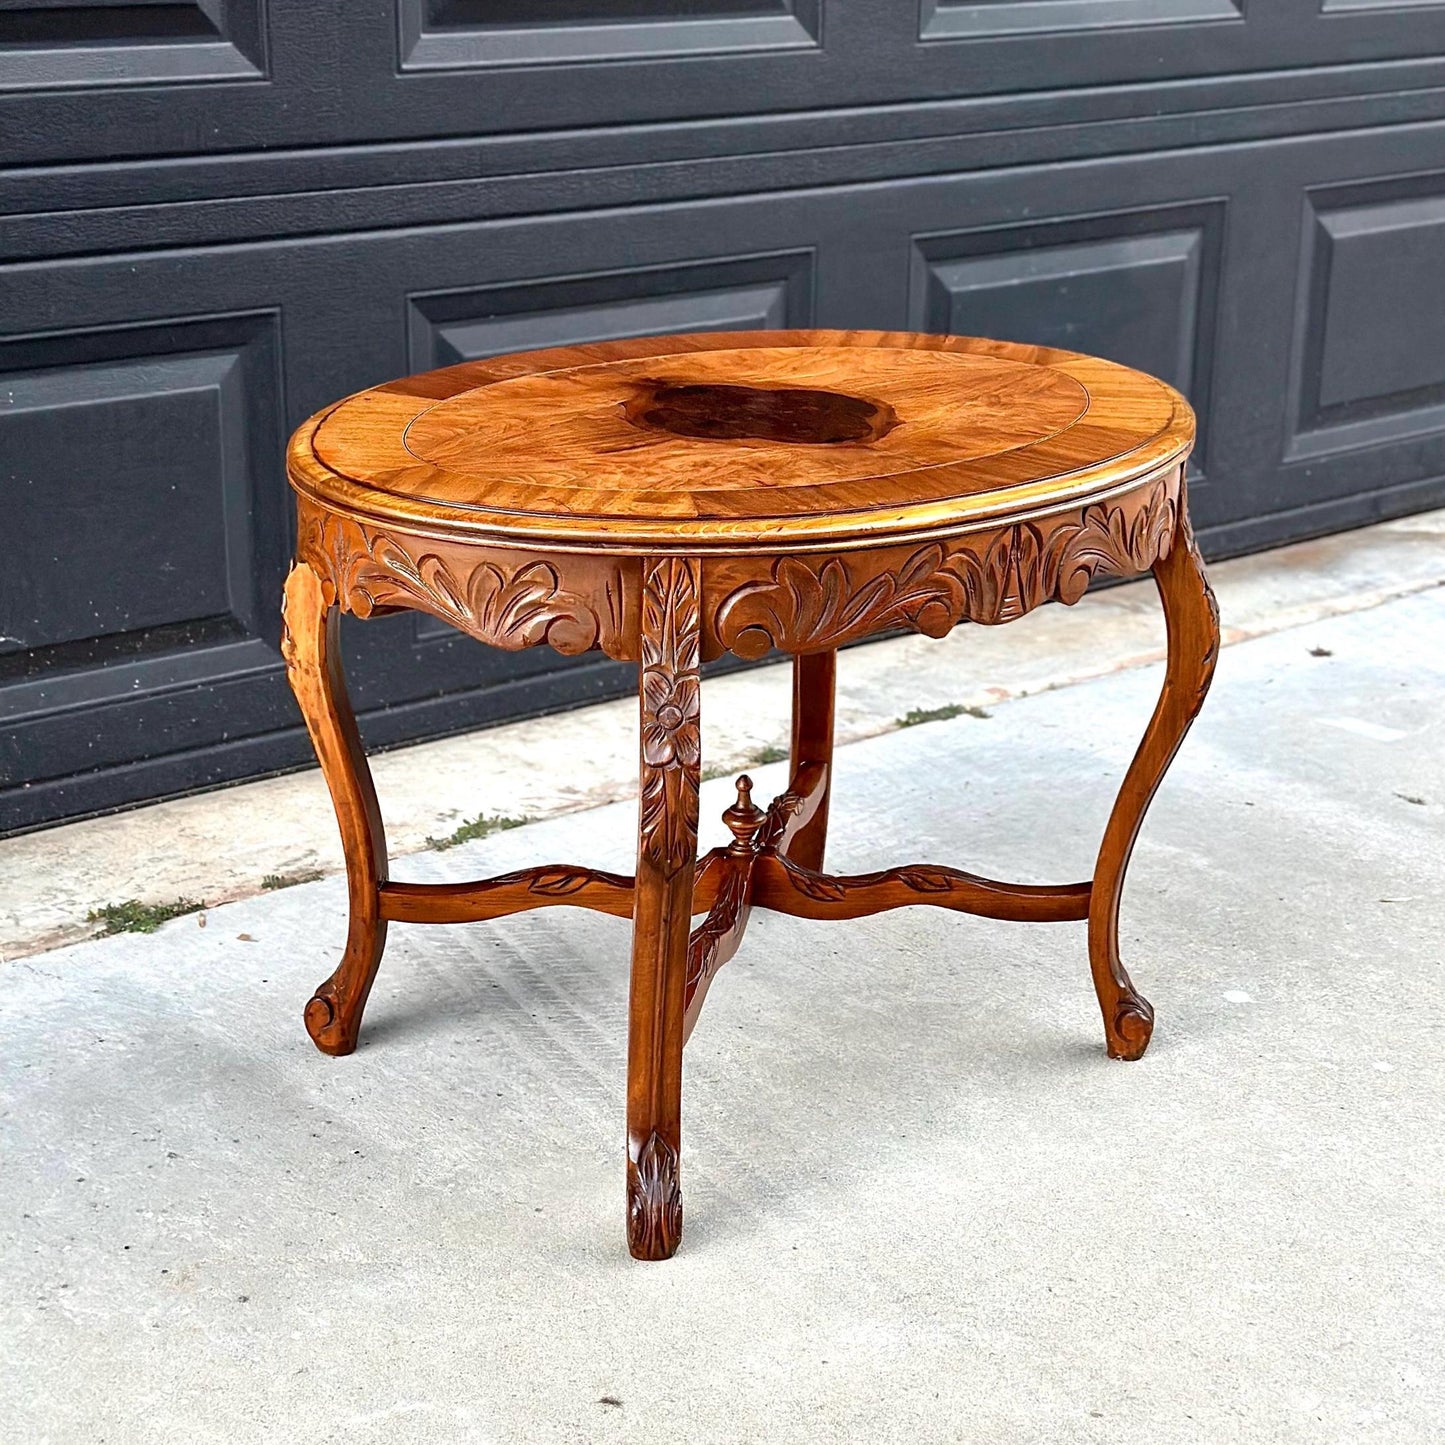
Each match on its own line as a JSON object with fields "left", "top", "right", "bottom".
{"left": 1089, "top": 505, "right": 1220, "bottom": 1060}
{"left": 281, "top": 562, "right": 389, "bottom": 1057}
{"left": 787, "top": 650, "right": 836, "bottom": 871}
{"left": 627, "top": 557, "right": 702, "bottom": 1260}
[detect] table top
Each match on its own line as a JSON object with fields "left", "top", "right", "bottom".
{"left": 288, "top": 330, "right": 1193, "bottom": 553}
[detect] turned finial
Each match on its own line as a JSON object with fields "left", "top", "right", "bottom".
{"left": 723, "top": 774, "right": 766, "bottom": 854}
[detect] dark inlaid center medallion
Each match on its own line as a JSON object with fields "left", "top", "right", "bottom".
{"left": 621, "top": 380, "right": 898, "bottom": 446}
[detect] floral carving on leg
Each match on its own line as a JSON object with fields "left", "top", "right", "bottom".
{"left": 638, "top": 556, "right": 702, "bottom": 879}
{"left": 626, "top": 555, "right": 700, "bottom": 1260}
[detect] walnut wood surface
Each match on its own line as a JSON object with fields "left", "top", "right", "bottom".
{"left": 377, "top": 859, "right": 727, "bottom": 925}
{"left": 683, "top": 846, "right": 756, "bottom": 1046}
{"left": 280, "top": 328, "right": 1218, "bottom": 1261}
{"left": 379, "top": 867, "right": 635, "bottom": 924}
{"left": 626, "top": 556, "right": 700, "bottom": 1260}
{"left": 1088, "top": 502, "right": 1220, "bottom": 1059}
{"left": 787, "top": 653, "right": 835, "bottom": 872}
{"left": 288, "top": 330, "right": 1192, "bottom": 552}
{"left": 752, "top": 854, "right": 1091, "bottom": 924}
{"left": 292, "top": 463, "right": 1181, "bottom": 664}
{"left": 282, "top": 562, "right": 389, "bottom": 1058}
{"left": 707, "top": 471, "right": 1180, "bottom": 656}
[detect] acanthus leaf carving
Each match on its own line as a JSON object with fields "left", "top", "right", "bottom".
{"left": 627, "top": 1130, "right": 683, "bottom": 1260}
{"left": 296, "top": 508, "right": 602, "bottom": 656}
{"left": 525, "top": 867, "right": 598, "bottom": 898}
{"left": 1046, "top": 477, "right": 1179, "bottom": 607}
{"left": 893, "top": 866, "right": 958, "bottom": 895}
{"left": 1174, "top": 507, "right": 1220, "bottom": 720}
{"left": 714, "top": 472, "right": 1181, "bottom": 655}
{"left": 789, "top": 868, "right": 847, "bottom": 903}
{"left": 722, "top": 542, "right": 964, "bottom": 660}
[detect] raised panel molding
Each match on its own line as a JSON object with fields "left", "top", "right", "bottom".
{"left": 0, "top": 1, "right": 266, "bottom": 90}
{"left": 920, "top": 0, "right": 1239, "bottom": 40}
{"left": 1288, "top": 179, "right": 1445, "bottom": 462}
{"left": 399, "top": 0, "right": 821, "bottom": 69}
{"left": 1321, "top": 0, "right": 1445, "bottom": 11}
{"left": 0, "top": 311, "right": 284, "bottom": 704}
{"left": 406, "top": 251, "right": 813, "bottom": 371}
{"left": 909, "top": 205, "right": 1223, "bottom": 477}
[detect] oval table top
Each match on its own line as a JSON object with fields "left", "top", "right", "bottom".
{"left": 288, "top": 330, "right": 1193, "bottom": 553}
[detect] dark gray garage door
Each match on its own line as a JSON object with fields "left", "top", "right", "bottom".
{"left": 4, "top": 2, "right": 1445, "bottom": 833}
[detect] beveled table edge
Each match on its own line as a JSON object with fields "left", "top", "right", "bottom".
{"left": 286, "top": 330, "right": 1195, "bottom": 556}
{"left": 288, "top": 417, "right": 1194, "bottom": 558}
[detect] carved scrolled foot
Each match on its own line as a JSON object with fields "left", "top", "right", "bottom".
{"left": 1107, "top": 989, "right": 1155, "bottom": 1062}
{"left": 304, "top": 986, "right": 355, "bottom": 1057}
{"left": 302, "top": 911, "right": 388, "bottom": 1056}
{"left": 627, "top": 1130, "right": 683, "bottom": 1261}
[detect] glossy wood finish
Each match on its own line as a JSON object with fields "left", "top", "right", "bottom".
{"left": 378, "top": 857, "right": 729, "bottom": 926}
{"left": 281, "top": 562, "right": 389, "bottom": 1058}
{"left": 288, "top": 330, "right": 1192, "bottom": 551}
{"left": 683, "top": 786, "right": 764, "bottom": 1046}
{"left": 788, "top": 652, "right": 835, "bottom": 872}
{"left": 379, "top": 867, "right": 636, "bottom": 924}
{"left": 282, "top": 329, "right": 1218, "bottom": 1261}
{"left": 1090, "top": 509, "right": 1220, "bottom": 1060}
{"left": 752, "top": 853, "right": 1092, "bottom": 925}
{"left": 627, "top": 556, "right": 701, "bottom": 1259}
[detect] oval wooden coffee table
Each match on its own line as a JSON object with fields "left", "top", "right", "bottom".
{"left": 282, "top": 329, "right": 1219, "bottom": 1260}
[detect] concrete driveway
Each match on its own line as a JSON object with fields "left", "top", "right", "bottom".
{"left": 2, "top": 533, "right": 1442, "bottom": 1443}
